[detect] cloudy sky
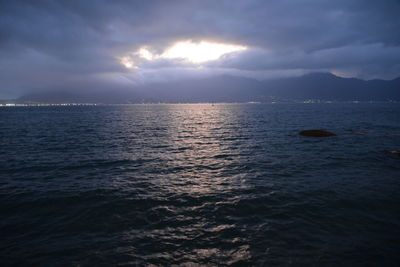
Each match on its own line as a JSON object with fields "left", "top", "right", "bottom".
{"left": 1, "top": 0, "right": 400, "bottom": 98}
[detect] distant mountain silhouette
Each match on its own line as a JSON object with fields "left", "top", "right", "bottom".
{"left": 265, "top": 73, "right": 400, "bottom": 100}
{"left": 15, "top": 73, "right": 400, "bottom": 103}
{"left": 17, "top": 89, "right": 148, "bottom": 104}
{"left": 141, "top": 75, "right": 268, "bottom": 102}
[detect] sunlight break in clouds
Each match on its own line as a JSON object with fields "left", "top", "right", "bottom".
{"left": 161, "top": 40, "right": 247, "bottom": 63}
{"left": 120, "top": 40, "right": 247, "bottom": 68}
{"left": 120, "top": 56, "right": 134, "bottom": 68}
{"left": 137, "top": 47, "right": 154, "bottom": 60}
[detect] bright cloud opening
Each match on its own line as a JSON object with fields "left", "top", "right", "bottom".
{"left": 161, "top": 40, "right": 247, "bottom": 63}
{"left": 136, "top": 47, "right": 154, "bottom": 60}
{"left": 120, "top": 56, "right": 134, "bottom": 68}
{"left": 120, "top": 40, "right": 247, "bottom": 68}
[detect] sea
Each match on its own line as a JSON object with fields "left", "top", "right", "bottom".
{"left": 1, "top": 103, "right": 399, "bottom": 266}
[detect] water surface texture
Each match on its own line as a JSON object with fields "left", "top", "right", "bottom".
{"left": 1, "top": 103, "right": 400, "bottom": 266}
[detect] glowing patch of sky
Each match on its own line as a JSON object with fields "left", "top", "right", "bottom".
{"left": 120, "top": 56, "right": 134, "bottom": 68}
{"left": 160, "top": 40, "right": 246, "bottom": 63}
{"left": 120, "top": 40, "right": 247, "bottom": 68}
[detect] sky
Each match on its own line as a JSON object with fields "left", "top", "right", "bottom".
{"left": 1, "top": 0, "right": 400, "bottom": 98}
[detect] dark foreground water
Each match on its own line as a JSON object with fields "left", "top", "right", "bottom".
{"left": 1, "top": 103, "right": 400, "bottom": 266}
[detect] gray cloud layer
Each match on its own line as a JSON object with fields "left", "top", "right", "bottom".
{"left": 1, "top": 0, "right": 399, "bottom": 98}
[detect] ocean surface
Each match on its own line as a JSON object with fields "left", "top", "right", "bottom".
{"left": 1, "top": 103, "right": 400, "bottom": 266}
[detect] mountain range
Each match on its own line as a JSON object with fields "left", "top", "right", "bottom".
{"left": 11, "top": 73, "right": 400, "bottom": 103}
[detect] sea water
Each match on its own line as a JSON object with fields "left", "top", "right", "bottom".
{"left": 1, "top": 103, "right": 399, "bottom": 265}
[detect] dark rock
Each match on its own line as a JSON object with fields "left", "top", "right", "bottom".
{"left": 299, "top": 130, "right": 337, "bottom": 137}
{"left": 386, "top": 150, "right": 400, "bottom": 157}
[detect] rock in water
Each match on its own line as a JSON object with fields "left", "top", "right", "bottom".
{"left": 386, "top": 150, "right": 400, "bottom": 157}
{"left": 299, "top": 130, "right": 337, "bottom": 137}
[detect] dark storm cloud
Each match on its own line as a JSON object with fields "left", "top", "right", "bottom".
{"left": 0, "top": 0, "right": 399, "bottom": 97}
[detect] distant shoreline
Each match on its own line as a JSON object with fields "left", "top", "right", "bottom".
{"left": 1, "top": 100, "right": 399, "bottom": 107}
